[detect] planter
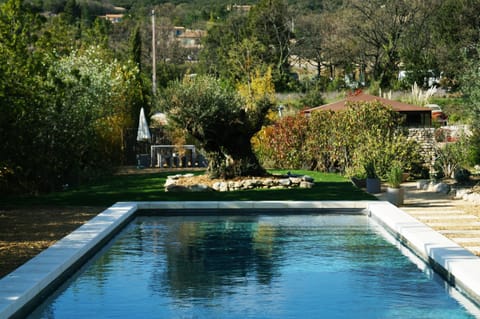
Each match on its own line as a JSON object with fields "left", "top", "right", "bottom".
{"left": 387, "top": 187, "right": 404, "bottom": 206}
{"left": 366, "top": 178, "right": 381, "bottom": 194}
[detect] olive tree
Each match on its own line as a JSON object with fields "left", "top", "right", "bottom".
{"left": 162, "top": 75, "right": 272, "bottom": 179}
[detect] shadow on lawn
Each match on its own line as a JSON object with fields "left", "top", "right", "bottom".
{"left": 0, "top": 171, "right": 376, "bottom": 207}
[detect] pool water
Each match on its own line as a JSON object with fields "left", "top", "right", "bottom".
{"left": 28, "top": 215, "right": 479, "bottom": 319}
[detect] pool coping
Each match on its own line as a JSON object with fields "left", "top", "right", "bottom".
{"left": 1, "top": 200, "right": 480, "bottom": 318}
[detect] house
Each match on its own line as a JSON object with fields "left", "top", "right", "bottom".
{"left": 302, "top": 92, "right": 432, "bottom": 127}
{"left": 173, "top": 27, "right": 206, "bottom": 50}
{"left": 101, "top": 14, "right": 124, "bottom": 23}
{"left": 226, "top": 4, "right": 252, "bottom": 12}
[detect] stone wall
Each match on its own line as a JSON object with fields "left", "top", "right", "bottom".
{"left": 408, "top": 128, "right": 436, "bottom": 168}
{"left": 165, "top": 174, "right": 315, "bottom": 192}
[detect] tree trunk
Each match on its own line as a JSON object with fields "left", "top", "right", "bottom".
{"left": 206, "top": 139, "right": 267, "bottom": 179}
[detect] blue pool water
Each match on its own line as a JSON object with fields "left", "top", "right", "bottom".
{"left": 28, "top": 215, "right": 479, "bottom": 318}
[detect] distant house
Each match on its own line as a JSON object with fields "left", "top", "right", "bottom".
{"left": 173, "top": 27, "right": 206, "bottom": 50}
{"left": 226, "top": 4, "right": 252, "bottom": 12}
{"left": 302, "top": 92, "right": 432, "bottom": 127}
{"left": 101, "top": 14, "right": 124, "bottom": 23}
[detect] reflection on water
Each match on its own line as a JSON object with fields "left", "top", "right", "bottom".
{"left": 28, "top": 215, "right": 479, "bottom": 319}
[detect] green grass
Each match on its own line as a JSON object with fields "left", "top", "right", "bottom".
{"left": 0, "top": 170, "right": 376, "bottom": 207}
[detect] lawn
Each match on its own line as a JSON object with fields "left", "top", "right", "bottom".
{"left": 0, "top": 169, "right": 375, "bottom": 277}
{"left": 0, "top": 169, "right": 376, "bottom": 207}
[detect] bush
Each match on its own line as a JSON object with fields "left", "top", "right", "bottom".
{"left": 254, "top": 100, "right": 426, "bottom": 177}
{"left": 434, "top": 137, "right": 470, "bottom": 179}
{"left": 454, "top": 168, "right": 471, "bottom": 183}
{"left": 387, "top": 163, "right": 403, "bottom": 188}
{"left": 254, "top": 115, "right": 310, "bottom": 169}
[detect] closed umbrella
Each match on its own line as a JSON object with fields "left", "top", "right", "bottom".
{"left": 136, "top": 107, "right": 151, "bottom": 142}
{"left": 136, "top": 107, "right": 151, "bottom": 168}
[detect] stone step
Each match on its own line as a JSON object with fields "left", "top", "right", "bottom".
{"left": 414, "top": 215, "right": 478, "bottom": 220}
{"left": 468, "top": 247, "right": 480, "bottom": 255}
{"left": 451, "top": 238, "right": 480, "bottom": 244}
{"left": 439, "top": 230, "right": 480, "bottom": 235}
{"left": 405, "top": 210, "right": 467, "bottom": 215}
{"left": 426, "top": 222, "right": 480, "bottom": 228}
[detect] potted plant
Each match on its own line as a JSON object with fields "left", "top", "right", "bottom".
{"left": 365, "top": 161, "right": 381, "bottom": 194}
{"left": 386, "top": 163, "right": 404, "bottom": 206}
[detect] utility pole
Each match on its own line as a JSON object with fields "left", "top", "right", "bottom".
{"left": 151, "top": 9, "right": 156, "bottom": 96}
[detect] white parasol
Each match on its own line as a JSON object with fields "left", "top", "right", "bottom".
{"left": 136, "top": 107, "right": 151, "bottom": 142}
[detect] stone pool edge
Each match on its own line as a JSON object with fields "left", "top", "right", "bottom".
{"left": 0, "top": 200, "right": 479, "bottom": 318}
{"left": 368, "top": 202, "right": 480, "bottom": 308}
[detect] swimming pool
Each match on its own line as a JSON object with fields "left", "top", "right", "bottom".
{"left": 27, "top": 214, "right": 480, "bottom": 319}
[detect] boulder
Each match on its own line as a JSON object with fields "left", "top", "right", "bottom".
{"left": 300, "top": 181, "right": 315, "bottom": 189}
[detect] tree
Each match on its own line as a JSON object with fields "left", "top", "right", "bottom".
{"left": 293, "top": 13, "right": 325, "bottom": 78}
{"left": 345, "top": 0, "right": 438, "bottom": 89}
{"left": 162, "top": 75, "right": 272, "bottom": 179}
{"left": 200, "top": 13, "right": 250, "bottom": 81}
{"left": 0, "top": 0, "right": 47, "bottom": 193}
{"left": 249, "top": 0, "right": 294, "bottom": 90}
{"left": 201, "top": 0, "right": 294, "bottom": 91}
{"left": 430, "top": 0, "right": 480, "bottom": 90}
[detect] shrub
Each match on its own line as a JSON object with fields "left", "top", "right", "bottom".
{"left": 454, "top": 168, "right": 471, "bottom": 183}
{"left": 254, "top": 100, "right": 426, "bottom": 176}
{"left": 387, "top": 163, "right": 403, "bottom": 188}
{"left": 434, "top": 137, "right": 470, "bottom": 178}
{"left": 254, "top": 115, "right": 310, "bottom": 169}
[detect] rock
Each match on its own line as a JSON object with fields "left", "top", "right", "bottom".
{"left": 243, "top": 179, "right": 258, "bottom": 189}
{"left": 165, "top": 173, "right": 315, "bottom": 192}
{"left": 189, "top": 184, "right": 213, "bottom": 192}
{"left": 300, "top": 181, "right": 314, "bottom": 189}
{"left": 432, "top": 182, "right": 450, "bottom": 194}
{"left": 303, "top": 175, "right": 314, "bottom": 183}
{"left": 290, "top": 177, "right": 303, "bottom": 185}
{"left": 212, "top": 182, "right": 223, "bottom": 191}
{"left": 416, "top": 180, "right": 430, "bottom": 190}
{"left": 165, "top": 184, "right": 189, "bottom": 192}
{"left": 263, "top": 178, "right": 275, "bottom": 187}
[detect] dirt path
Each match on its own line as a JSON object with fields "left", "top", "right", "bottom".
{"left": 0, "top": 207, "right": 103, "bottom": 278}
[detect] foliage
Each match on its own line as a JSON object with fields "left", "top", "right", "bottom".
{"left": 200, "top": 0, "right": 294, "bottom": 91}
{"left": 255, "top": 101, "right": 425, "bottom": 179}
{"left": 254, "top": 115, "right": 309, "bottom": 169}
{"left": 364, "top": 161, "right": 377, "bottom": 179}
{"left": 466, "top": 128, "right": 480, "bottom": 166}
{"left": 406, "top": 82, "right": 437, "bottom": 106}
{"left": 461, "top": 47, "right": 480, "bottom": 127}
{"left": 0, "top": 0, "right": 144, "bottom": 194}
{"left": 453, "top": 168, "right": 471, "bottom": 184}
{"left": 161, "top": 75, "right": 272, "bottom": 179}
{"left": 434, "top": 137, "right": 470, "bottom": 179}
{"left": 387, "top": 163, "right": 403, "bottom": 188}
{"left": 300, "top": 84, "right": 324, "bottom": 108}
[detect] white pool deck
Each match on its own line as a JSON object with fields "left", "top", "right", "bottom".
{"left": 1, "top": 200, "right": 480, "bottom": 318}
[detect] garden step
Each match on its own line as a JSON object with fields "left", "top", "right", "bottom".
{"left": 405, "top": 210, "right": 467, "bottom": 215}
{"left": 425, "top": 222, "right": 480, "bottom": 227}
{"left": 450, "top": 238, "right": 480, "bottom": 244}
{"left": 439, "top": 230, "right": 480, "bottom": 235}
{"left": 414, "top": 214, "right": 478, "bottom": 220}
